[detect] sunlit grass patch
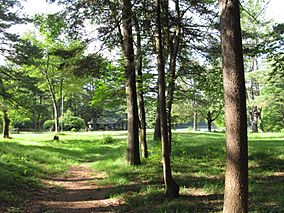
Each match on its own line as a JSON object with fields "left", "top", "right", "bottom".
{"left": 0, "top": 130, "right": 283, "bottom": 212}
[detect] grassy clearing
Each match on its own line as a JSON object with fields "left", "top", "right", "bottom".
{"left": 0, "top": 131, "right": 283, "bottom": 212}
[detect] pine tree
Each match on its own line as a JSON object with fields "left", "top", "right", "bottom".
{"left": 219, "top": 0, "right": 248, "bottom": 212}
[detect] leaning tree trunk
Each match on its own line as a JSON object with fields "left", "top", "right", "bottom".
{"left": 155, "top": 0, "right": 179, "bottom": 198}
{"left": 134, "top": 15, "right": 148, "bottom": 158}
{"left": 122, "top": 0, "right": 141, "bottom": 165}
{"left": 219, "top": 0, "right": 248, "bottom": 212}
{"left": 3, "top": 109, "right": 10, "bottom": 138}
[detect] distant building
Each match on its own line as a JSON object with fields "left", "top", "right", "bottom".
{"left": 87, "top": 115, "right": 127, "bottom": 130}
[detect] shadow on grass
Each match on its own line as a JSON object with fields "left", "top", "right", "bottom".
{"left": 1, "top": 132, "right": 283, "bottom": 212}
{"left": 118, "top": 184, "right": 224, "bottom": 212}
{"left": 0, "top": 139, "right": 125, "bottom": 211}
{"left": 249, "top": 146, "right": 284, "bottom": 212}
{"left": 30, "top": 179, "right": 224, "bottom": 213}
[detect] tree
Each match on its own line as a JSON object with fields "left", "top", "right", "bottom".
{"left": 0, "top": 0, "right": 25, "bottom": 137}
{"left": 50, "top": 0, "right": 143, "bottom": 163}
{"left": 219, "top": 0, "right": 248, "bottom": 212}
{"left": 122, "top": 0, "right": 141, "bottom": 165}
{"left": 13, "top": 13, "right": 89, "bottom": 132}
{"left": 155, "top": 0, "right": 179, "bottom": 198}
{"left": 0, "top": 64, "right": 40, "bottom": 137}
{"left": 263, "top": 23, "right": 284, "bottom": 131}
{"left": 241, "top": 0, "right": 272, "bottom": 133}
{"left": 134, "top": 14, "right": 148, "bottom": 158}
{"left": 200, "top": 62, "right": 223, "bottom": 132}
{"left": 165, "top": 0, "right": 182, "bottom": 150}
{"left": 0, "top": 0, "right": 23, "bottom": 58}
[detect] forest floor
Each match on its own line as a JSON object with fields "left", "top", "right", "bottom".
{"left": 24, "top": 164, "right": 124, "bottom": 213}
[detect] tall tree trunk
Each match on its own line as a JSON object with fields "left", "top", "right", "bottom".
{"left": 219, "top": 0, "right": 248, "bottom": 212}
{"left": 153, "top": 94, "right": 161, "bottom": 142}
{"left": 3, "top": 109, "right": 10, "bottom": 138}
{"left": 52, "top": 98, "right": 59, "bottom": 132}
{"left": 155, "top": 0, "right": 179, "bottom": 198}
{"left": 122, "top": 0, "right": 141, "bottom": 165}
{"left": 92, "top": 109, "right": 98, "bottom": 130}
{"left": 258, "top": 108, "right": 264, "bottom": 132}
{"left": 36, "top": 95, "right": 43, "bottom": 129}
{"left": 249, "top": 57, "right": 261, "bottom": 133}
{"left": 59, "top": 78, "right": 64, "bottom": 132}
{"left": 134, "top": 15, "right": 148, "bottom": 158}
{"left": 44, "top": 54, "right": 59, "bottom": 132}
{"left": 193, "top": 111, "right": 198, "bottom": 131}
{"left": 206, "top": 111, "right": 212, "bottom": 132}
{"left": 166, "top": 0, "right": 181, "bottom": 154}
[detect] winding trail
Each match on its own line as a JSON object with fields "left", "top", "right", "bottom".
{"left": 25, "top": 164, "right": 123, "bottom": 213}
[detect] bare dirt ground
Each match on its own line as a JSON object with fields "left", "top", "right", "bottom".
{"left": 25, "top": 164, "right": 124, "bottom": 213}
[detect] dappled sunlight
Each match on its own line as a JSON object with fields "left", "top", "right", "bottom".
{"left": 0, "top": 131, "right": 283, "bottom": 212}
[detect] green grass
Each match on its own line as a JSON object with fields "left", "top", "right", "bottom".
{"left": 0, "top": 131, "right": 283, "bottom": 212}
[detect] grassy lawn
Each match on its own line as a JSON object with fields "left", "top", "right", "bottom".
{"left": 0, "top": 131, "right": 283, "bottom": 212}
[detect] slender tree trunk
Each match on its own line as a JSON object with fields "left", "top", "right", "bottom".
{"left": 219, "top": 0, "right": 248, "bottom": 212}
{"left": 166, "top": 0, "right": 181, "bottom": 154}
{"left": 44, "top": 54, "right": 59, "bottom": 132}
{"left": 249, "top": 57, "right": 261, "bottom": 133}
{"left": 37, "top": 95, "right": 43, "bottom": 129}
{"left": 258, "top": 108, "right": 264, "bottom": 132}
{"left": 134, "top": 15, "right": 148, "bottom": 158}
{"left": 52, "top": 99, "right": 59, "bottom": 132}
{"left": 3, "top": 109, "right": 10, "bottom": 138}
{"left": 193, "top": 111, "right": 198, "bottom": 131}
{"left": 92, "top": 110, "right": 98, "bottom": 130}
{"left": 155, "top": 0, "right": 179, "bottom": 198}
{"left": 122, "top": 0, "right": 141, "bottom": 165}
{"left": 250, "top": 107, "right": 261, "bottom": 133}
{"left": 153, "top": 95, "right": 161, "bottom": 142}
{"left": 59, "top": 78, "right": 64, "bottom": 132}
{"left": 206, "top": 111, "right": 212, "bottom": 132}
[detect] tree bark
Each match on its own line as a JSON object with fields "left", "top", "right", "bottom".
{"left": 249, "top": 57, "right": 261, "bottom": 133}
{"left": 44, "top": 54, "right": 59, "bottom": 132}
{"left": 155, "top": 0, "right": 179, "bottom": 198}
{"left": 153, "top": 94, "right": 161, "bottom": 142}
{"left": 219, "top": 0, "right": 248, "bottom": 212}
{"left": 206, "top": 111, "right": 212, "bottom": 132}
{"left": 258, "top": 108, "right": 264, "bottom": 132}
{"left": 3, "top": 109, "right": 10, "bottom": 138}
{"left": 52, "top": 93, "right": 60, "bottom": 132}
{"left": 122, "top": 0, "right": 141, "bottom": 165}
{"left": 250, "top": 107, "right": 261, "bottom": 133}
{"left": 166, "top": 0, "right": 181, "bottom": 154}
{"left": 134, "top": 15, "right": 148, "bottom": 158}
{"left": 193, "top": 111, "right": 198, "bottom": 131}
{"left": 206, "top": 110, "right": 220, "bottom": 132}
{"left": 59, "top": 77, "right": 64, "bottom": 132}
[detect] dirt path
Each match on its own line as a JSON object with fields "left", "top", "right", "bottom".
{"left": 25, "top": 164, "right": 123, "bottom": 213}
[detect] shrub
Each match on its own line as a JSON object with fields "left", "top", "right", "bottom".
{"left": 102, "top": 135, "right": 116, "bottom": 144}
{"left": 43, "top": 111, "right": 85, "bottom": 131}
{"left": 62, "top": 110, "right": 85, "bottom": 131}
{"left": 43, "top": 120, "right": 54, "bottom": 130}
